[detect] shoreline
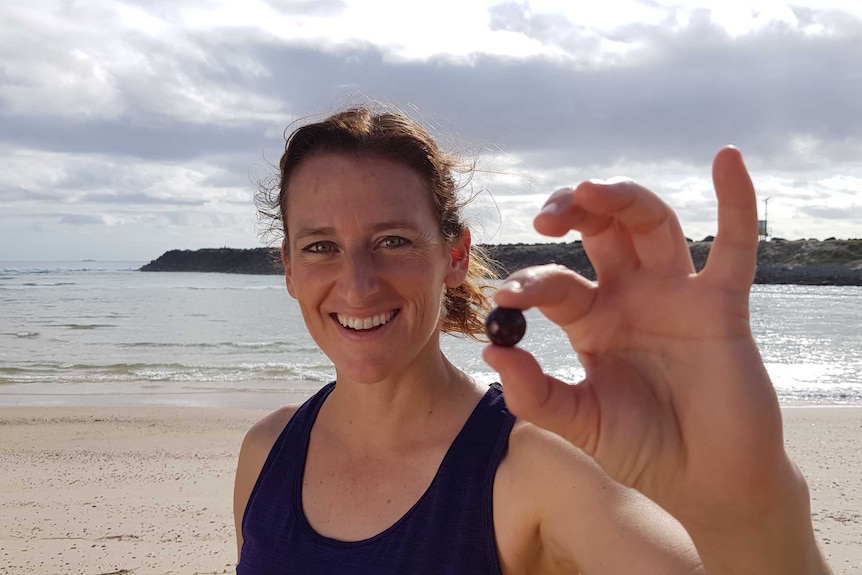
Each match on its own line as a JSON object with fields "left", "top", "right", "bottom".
{"left": 0, "top": 405, "right": 859, "bottom": 574}
{"left": 2, "top": 394, "right": 859, "bottom": 409}
{"left": 2, "top": 380, "right": 859, "bottom": 410}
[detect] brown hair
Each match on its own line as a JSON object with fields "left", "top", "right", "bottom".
{"left": 256, "top": 105, "right": 499, "bottom": 340}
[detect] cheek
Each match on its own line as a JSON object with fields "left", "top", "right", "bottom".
{"left": 285, "top": 275, "right": 296, "bottom": 298}
{"left": 284, "top": 267, "right": 323, "bottom": 309}
{"left": 385, "top": 261, "right": 447, "bottom": 298}
{"left": 383, "top": 248, "right": 449, "bottom": 275}
{"left": 294, "top": 296, "right": 326, "bottom": 339}
{"left": 298, "top": 303, "right": 319, "bottom": 329}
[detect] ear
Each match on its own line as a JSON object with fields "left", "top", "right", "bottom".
{"left": 445, "top": 229, "right": 471, "bottom": 288}
{"left": 281, "top": 239, "right": 296, "bottom": 298}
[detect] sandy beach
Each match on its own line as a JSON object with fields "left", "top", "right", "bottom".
{"left": 1, "top": 405, "right": 859, "bottom": 575}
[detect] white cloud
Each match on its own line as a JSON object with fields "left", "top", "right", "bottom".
{"left": 1, "top": 0, "right": 861, "bottom": 260}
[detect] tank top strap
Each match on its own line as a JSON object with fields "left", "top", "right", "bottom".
{"left": 240, "top": 381, "right": 334, "bottom": 534}
{"left": 415, "top": 381, "right": 514, "bottom": 572}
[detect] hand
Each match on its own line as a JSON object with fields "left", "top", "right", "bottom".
{"left": 483, "top": 147, "right": 828, "bottom": 572}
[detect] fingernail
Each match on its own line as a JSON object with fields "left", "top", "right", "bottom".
{"left": 539, "top": 202, "right": 560, "bottom": 215}
{"left": 500, "top": 279, "right": 524, "bottom": 293}
{"left": 589, "top": 176, "right": 632, "bottom": 186}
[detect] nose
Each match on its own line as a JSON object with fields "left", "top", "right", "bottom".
{"left": 339, "top": 248, "right": 380, "bottom": 303}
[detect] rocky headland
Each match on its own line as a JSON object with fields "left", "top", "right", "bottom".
{"left": 140, "top": 238, "right": 862, "bottom": 286}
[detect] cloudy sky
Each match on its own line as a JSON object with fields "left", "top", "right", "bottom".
{"left": 1, "top": 0, "right": 860, "bottom": 262}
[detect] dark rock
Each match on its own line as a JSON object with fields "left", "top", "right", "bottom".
{"left": 140, "top": 239, "right": 862, "bottom": 286}
{"left": 484, "top": 242, "right": 596, "bottom": 279}
{"left": 140, "top": 248, "right": 283, "bottom": 274}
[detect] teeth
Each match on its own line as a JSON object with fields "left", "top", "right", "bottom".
{"left": 337, "top": 311, "right": 395, "bottom": 330}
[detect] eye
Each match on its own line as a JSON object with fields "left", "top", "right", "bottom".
{"left": 378, "top": 236, "right": 410, "bottom": 249}
{"left": 302, "top": 241, "right": 338, "bottom": 254}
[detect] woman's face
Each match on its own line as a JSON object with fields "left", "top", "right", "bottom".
{"left": 282, "top": 153, "right": 469, "bottom": 385}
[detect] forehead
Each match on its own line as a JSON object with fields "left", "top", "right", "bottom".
{"left": 285, "top": 153, "right": 436, "bottom": 227}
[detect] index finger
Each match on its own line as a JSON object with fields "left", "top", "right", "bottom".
{"left": 536, "top": 179, "right": 694, "bottom": 277}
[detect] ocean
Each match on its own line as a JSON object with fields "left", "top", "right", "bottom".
{"left": 1, "top": 261, "right": 860, "bottom": 408}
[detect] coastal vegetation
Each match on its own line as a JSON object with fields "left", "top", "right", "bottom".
{"left": 140, "top": 238, "right": 862, "bottom": 286}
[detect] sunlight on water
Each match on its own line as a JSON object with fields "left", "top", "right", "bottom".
{"left": 1, "top": 263, "right": 860, "bottom": 407}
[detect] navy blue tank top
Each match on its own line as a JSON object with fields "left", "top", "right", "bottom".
{"left": 238, "top": 382, "right": 515, "bottom": 574}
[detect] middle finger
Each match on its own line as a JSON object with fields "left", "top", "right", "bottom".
{"left": 574, "top": 179, "right": 695, "bottom": 276}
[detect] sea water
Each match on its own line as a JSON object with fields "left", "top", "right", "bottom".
{"left": 1, "top": 261, "right": 860, "bottom": 408}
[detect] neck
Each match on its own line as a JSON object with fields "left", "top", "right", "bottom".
{"left": 323, "top": 352, "right": 480, "bottom": 451}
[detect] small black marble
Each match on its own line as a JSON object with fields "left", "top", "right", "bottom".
{"left": 485, "top": 307, "right": 527, "bottom": 347}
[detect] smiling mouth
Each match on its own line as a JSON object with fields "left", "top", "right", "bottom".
{"left": 334, "top": 310, "right": 399, "bottom": 331}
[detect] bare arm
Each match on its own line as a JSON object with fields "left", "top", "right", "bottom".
{"left": 496, "top": 421, "right": 704, "bottom": 574}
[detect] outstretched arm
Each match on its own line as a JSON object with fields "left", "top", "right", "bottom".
{"left": 483, "top": 147, "right": 832, "bottom": 574}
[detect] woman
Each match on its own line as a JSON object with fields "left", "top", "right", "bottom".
{"left": 234, "top": 106, "right": 832, "bottom": 573}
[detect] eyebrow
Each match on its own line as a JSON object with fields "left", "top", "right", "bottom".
{"left": 293, "top": 221, "right": 419, "bottom": 240}
{"left": 293, "top": 226, "right": 334, "bottom": 240}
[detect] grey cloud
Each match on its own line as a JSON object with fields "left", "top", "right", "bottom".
{"left": 0, "top": 188, "right": 57, "bottom": 203}
{"left": 0, "top": 114, "right": 270, "bottom": 162}
{"left": 465, "top": 7, "right": 862, "bottom": 170}
{"left": 244, "top": 24, "right": 861, "bottom": 172}
{"left": 59, "top": 214, "right": 105, "bottom": 225}
{"left": 2, "top": 5, "right": 861, "bottom": 196}
{"left": 488, "top": 2, "right": 603, "bottom": 57}
{"left": 163, "top": 211, "right": 190, "bottom": 226}
{"left": 0, "top": 11, "right": 289, "bottom": 159}
{"left": 82, "top": 192, "right": 213, "bottom": 207}
{"left": 0, "top": 173, "right": 247, "bottom": 208}
{"left": 799, "top": 205, "right": 862, "bottom": 220}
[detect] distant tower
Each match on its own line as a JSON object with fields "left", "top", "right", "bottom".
{"left": 758, "top": 197, "right": 772, "bottom": 240}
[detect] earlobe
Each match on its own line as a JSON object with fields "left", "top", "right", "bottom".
{"left": 281, "top": 239, "right": 296, "bottom": 298}
{"left": 445, "top": 229, "right": 471, "bottom": 288}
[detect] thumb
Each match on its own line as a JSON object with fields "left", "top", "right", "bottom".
{"left": 482, "top": 344, "right": 600, "bottom": 453}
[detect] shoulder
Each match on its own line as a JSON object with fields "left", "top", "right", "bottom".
{"left": 235, "top": 403, "right": 302, "bottom": 493}
{"left": 494, "top": 420, "right": 609, "bottom": 540}
{"left": 494, "top": 420, "right": 702, "bottom": 574}
{"left": 233, "top": 403, "right": 302, "bottom": 555}
{"left": 241, "top": 404, "right": 301, "bottom": 457}
{"left": 239, "top": 380, "right": 336, "bottom": 459}
{"left": 497, "top": 419, "right": 616, "bottom": 504}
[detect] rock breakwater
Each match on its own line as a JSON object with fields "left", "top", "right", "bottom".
{"left": 140, "top": 239, "right": 862, "bottom": 286}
